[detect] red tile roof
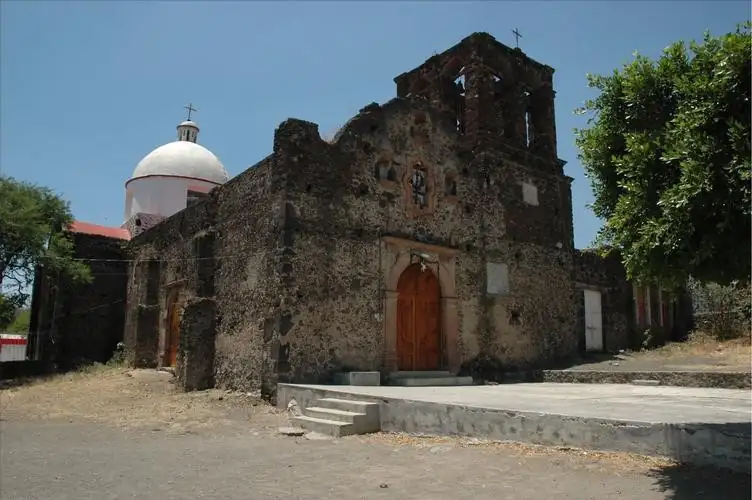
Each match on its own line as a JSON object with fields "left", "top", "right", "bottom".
{"left": 68, "top": 221, "right": 131, "bottom": 240}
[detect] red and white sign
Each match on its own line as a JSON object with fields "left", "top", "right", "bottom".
{"left": 0, "top": 335, "right": 28, "bottom": 362}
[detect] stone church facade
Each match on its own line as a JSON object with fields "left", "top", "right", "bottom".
{"left": 26, "top": 33, "right": 690, "bottom": 395}
{"left": 120, "top": 32, "right": 638, "bottom": 397}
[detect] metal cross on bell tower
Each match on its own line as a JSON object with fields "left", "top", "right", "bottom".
{"left": 512, "top": 28, "right": 523, "bottom": 49}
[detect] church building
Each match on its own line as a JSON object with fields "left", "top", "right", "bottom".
{"left": 28, "top": 33, "right": 687, "bottom": 396}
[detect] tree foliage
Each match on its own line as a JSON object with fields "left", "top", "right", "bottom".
{"left": 6, "top": 308, "right": 30, "bottom": 334}
{"left": 575, "top": 23, "right": 751, "bottom": 289}
{"left": 0, "top": 176, "right": 91, "bottom": 328}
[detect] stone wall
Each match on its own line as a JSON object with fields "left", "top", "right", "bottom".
{"left": 124, "top": 198, "right": 215, "bottom": 369}
{"left": 211, "top": 156, "right": 280, "bottom": 394}
{"left": 267, "top": 92, "right": 578, "bottom": 387}
{"left": 176, "top": 297, "right": 217, "bottom": 391}
{"left": 124, "top": 155, "right": 281, "bottom": 394}
{"left": 28, "top": 233, "right": 128, "bottom": 369}
{"left": 573, "top": 249, "right": 633, "bottom": 352}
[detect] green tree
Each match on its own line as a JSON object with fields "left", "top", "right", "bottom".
{"left": 575, "top": 23, "right": 751, "bottom": 290}
{"left": 7, "top": 308, "right": 30, "bottom": 334}
{"left": 0, "top": 176, "right": 91, "bottom": 329}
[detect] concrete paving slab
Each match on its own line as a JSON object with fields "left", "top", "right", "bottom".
{"left": 279, "top": 383, "right": 751, "bottom": 425}
{"left": 277, "top": 382, "right": 752, "bottom": 472}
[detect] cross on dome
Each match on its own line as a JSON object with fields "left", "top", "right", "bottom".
{"left": 184, "top": 102, "right": 197, "bottom": 121}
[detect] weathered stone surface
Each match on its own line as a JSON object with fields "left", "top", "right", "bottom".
{"left": 176, "top": 298, "right": 217, "bottom": 391}
{"left": 121, "top": 32, "right": 646, "bottom": 398}
{"left": 132, "top": 305, "right": 159, "bottom": 368}
{"left": 278, "top": 427, "right": 306, "bottom": 437}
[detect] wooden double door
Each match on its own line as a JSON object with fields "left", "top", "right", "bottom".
{"left": 396, "top": 263, "right": 441, "bottom": 371}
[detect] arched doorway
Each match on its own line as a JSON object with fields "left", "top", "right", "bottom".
{"left": 165, "top": 293, "right": 181, "bottom": 367}
{"left": 396, "top": 263, "right": 441, "bottom": 371}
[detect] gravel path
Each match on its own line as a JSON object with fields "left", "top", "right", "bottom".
{"left": 2, "top": 420, "right": 749, "bottom": 500}
{"left": 1, "top": 368, "right": 749, "bottom": 500}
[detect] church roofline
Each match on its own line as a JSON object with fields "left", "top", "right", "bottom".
{"left": 68, "top": 220, "right": 131, "bottom": 240}
{"left": 393, "top": 31, "right": 554, "bottom": 85}
{"left": 125, "top": 173, "right": 225, "bottom": 189}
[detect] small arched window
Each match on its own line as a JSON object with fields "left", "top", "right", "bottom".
{"left": 524, "top": 109, "right": 533, "bottom": 148}
{"left": 375, "top": 160, "right": 398, "bottom": 183}
{"left": 375, "top": 160, "right": 389, "bottom": 180}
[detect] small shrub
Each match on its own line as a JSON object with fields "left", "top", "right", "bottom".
{"left": 689, "top": 279, "right": 750, "bottom": 340}
{"left": 636, "top": 327, "right": 669, "bottom": 351}
{"left": 107, "top": 342, "right": 126, "bottom": 367}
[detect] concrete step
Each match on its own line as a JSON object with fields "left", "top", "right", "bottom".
{"left": 298, "top": 398, "right": 381, "bottom": 436}
{"left": 304, "top": 406, "right": 362, "bottom": 424}
{"left": 333, "top": 371, "right": 381, "bottom": 386}
{"left": 316, "top": 398, "right": 379, "bottom": 414}
{"left": 291, "top": 415, "right": 356, "bottom": 437}
{"left": 390, "top": 375, "right": 475, "bottom": 387}
{"left": 390, "top": 371, "right": 452, "bottom": 379}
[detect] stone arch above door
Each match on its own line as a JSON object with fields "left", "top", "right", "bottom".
{"left": 386, "top": 246, "right": 456, "bottom": 297}
{"left": 381, "top": 236, "right": 459, "bottom": 373}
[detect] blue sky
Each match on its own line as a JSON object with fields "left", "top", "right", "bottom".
{"left": 1, "top": 1, "right": 748, "bottom": 248}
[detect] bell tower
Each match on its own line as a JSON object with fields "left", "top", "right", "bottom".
{"left": 394, "top": 32, "right": 558, "bottom": 160}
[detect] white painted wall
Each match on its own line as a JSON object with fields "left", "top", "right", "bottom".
{"left": 125, "top": 176, "right": 218, "bottom": 221}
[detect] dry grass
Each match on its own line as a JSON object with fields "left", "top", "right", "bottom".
{"left": 640, "top": 331, "right": 751, "bottom": 366}
{"left": 570, "top": 330, "right": 751, "bottom": 372}
{"left": 360, "top": 432, "right": 677, "bottom": 474}
{"left": 0, "top": 365, "right": 286, "bottom": 435}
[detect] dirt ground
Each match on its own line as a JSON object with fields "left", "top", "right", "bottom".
{"left": 1, "top": 366, "right": 750, "bottom": 500}
{"left": 565, "top": 334, "right": 751, "bottom": 372}
{"left": 0, "top": 365, "right": 284, "bottom": 435}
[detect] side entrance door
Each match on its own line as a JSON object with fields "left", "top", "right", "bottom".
{"left": 584, "top": 289, "right": 604, "bottom": 352}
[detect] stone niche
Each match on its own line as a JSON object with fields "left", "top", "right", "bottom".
{"left": 176, "top": 297, "right": 217, "bottom": 391}
{"left": 380, "top": 236, "right": 460, "bottom": 373}
{"left": 402, "top": 161, "right": 437, "bottom": 218}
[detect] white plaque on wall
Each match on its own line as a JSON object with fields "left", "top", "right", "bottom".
{"left": 486, "top": 262, "right": 510, "bottom": 295}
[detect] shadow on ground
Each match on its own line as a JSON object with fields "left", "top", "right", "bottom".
{"left": 0, "top": 360, "right": 54, "bottom": 387}
{"left": 649, "top": 462, "right": 751, "bottom": 500}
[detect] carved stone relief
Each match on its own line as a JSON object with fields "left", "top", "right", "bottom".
{"left": 402, "top": 160, "right": 436, "bottom": 218}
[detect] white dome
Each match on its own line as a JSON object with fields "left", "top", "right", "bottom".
{"left": 131, "top": 141, "right": 228, "bottom": 184}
